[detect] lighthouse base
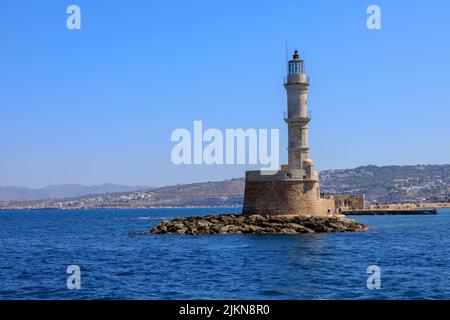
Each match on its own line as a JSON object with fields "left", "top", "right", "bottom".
{"left": 242, "top": 170, "right": 335, "bottom": 217}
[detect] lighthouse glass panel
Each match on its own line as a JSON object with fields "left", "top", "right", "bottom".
{"left": 288, "top": 60, "right": 304, "bottom": 75}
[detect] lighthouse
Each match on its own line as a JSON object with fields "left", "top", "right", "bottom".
{"left": 242, "top": 49, "right": 334, "bottom": 217}
{"left": 284, "top": 50, "right": 317, "bottom": 180}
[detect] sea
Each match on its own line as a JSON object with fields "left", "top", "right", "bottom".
{"left": 0, "top": 208, "right": 449, "bottom": 300}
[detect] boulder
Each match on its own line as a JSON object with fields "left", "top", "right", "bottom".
{"left": 175, "top": 228, "right": 188, "bottom": 235}
{"left": 288, "top": 223, "right": 314, "bottom": 233}
{"left": 219, "top": 225, "right": 234, "bottom": 233}
{"left": 279, "top": 228, "right": 297, "bottom": 234}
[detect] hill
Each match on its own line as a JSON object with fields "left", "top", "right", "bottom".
{"left": 320, "top": 164, "right": 449, "bottom": 204}
{"left": 0, "top": 165, "right": 448, "bottom": 209}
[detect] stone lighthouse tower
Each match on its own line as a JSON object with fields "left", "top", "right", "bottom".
{"left": 242, "top": 49, "right": 335, "bottom": 217}
{"left": 285, "top": 50, "right": 312, "bottom": 173}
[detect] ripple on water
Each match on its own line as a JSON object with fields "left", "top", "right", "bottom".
{"left": 0, "top": 208, "right": 450, "bottom": 299}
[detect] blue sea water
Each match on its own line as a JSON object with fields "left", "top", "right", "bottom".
{"left": 0, "top": 208, "right": 449, "bottom": 300}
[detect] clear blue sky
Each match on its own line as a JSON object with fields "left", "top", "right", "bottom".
{"left": 1, "top": 0, "right": 449, "bottom": 188}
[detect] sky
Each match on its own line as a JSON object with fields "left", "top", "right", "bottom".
{"left": 1, "top": 0, "right": 449, "bottom": 188}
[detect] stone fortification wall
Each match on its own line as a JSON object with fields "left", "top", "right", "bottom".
{"left": 243, "top": 178, "right": 335, "bottom": 216}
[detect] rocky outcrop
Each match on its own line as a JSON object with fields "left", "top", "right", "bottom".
{"left": 148, "top": 214, "right": 369, "bottom": 235}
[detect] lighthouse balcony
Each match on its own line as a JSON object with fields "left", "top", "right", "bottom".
{"left": 284, "top": 116, "right": 311, "bottom": 125}
{"left": 288, "top": 146, "right": 310, "bottom": 151}
{"left": 284, "top": 74, "right": 310, "bottom": 85}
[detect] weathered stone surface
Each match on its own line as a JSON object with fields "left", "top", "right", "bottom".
{"left": 242, "top": 179, "right": 336, "bottom": 217}
{"left": 149, "top": 214, "right": 369, "bottom": 235}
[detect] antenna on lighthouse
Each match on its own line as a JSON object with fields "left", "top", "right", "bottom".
{"left": 285, "top": 41, "right": 289, "bottom": 75}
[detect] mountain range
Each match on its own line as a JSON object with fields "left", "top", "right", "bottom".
{"left": 0, "top": 183, "right": 152, "bottom": 202}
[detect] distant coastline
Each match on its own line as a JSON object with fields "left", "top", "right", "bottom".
{"left": 1, "top": 164, "right": 448, "bottom": 211}
{"left": 0, "top": 203, "right": 449, "bottom": 211}
{"left": 0, "top": 205, "right": 243, "bottom": 211}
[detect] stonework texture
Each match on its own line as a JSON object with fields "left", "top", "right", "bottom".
{"left": 242, "top": 180, "right": 335, "bottom": 216}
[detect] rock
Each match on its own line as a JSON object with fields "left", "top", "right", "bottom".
{"left": 175, "top": 228, "right": 187, "bottom": 235}
{"left": 197, "top": 219, "right": 211, "bottom": 228}
{"left": 149, "top": 214, "right": 369, "bottom": 235}
{"left": 241, "top": 226, "right": 251, "bottom": 233}
{"left": 263, "top": 227, "right": 277, "bottom": 233}
{"left": 269, "top": 216, "right": 289, "bottom": 223}
{"left": 248, "top": 215, "right": 266, "bottom": 224}
{"left": 167, "top": 225, "right": 177, "bottom": 233}
{"left": 261, "top": 222, "right": 282, "bottom": 229}
{"left": 219, "top": 225, "right": 234, "bottom": 233}
{"left": 288, "top": 223, "right": 314, "bottom": 233}
{"left": 228, "top": 226, "right": 242, "bottom": 233}
{"left": 279, "top": 228, "right": 297, "bottom": 234}
{"left": 158, "top": 225, "right": 168, "bottom": 233}
{"left": 327, "top": 222, "right": 348, "bottom": 231}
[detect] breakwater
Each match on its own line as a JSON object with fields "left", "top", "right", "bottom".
{"left": 149, "top": 214, "right": 369, "bottom": 235}
{"left": 344, "top": 208, "right": 437, "bottom": 216}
